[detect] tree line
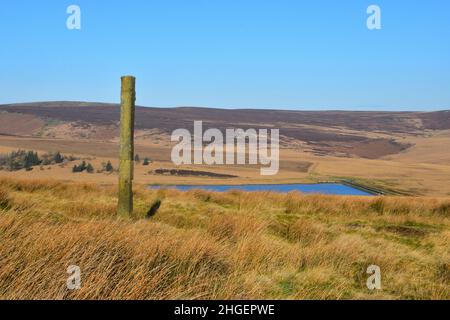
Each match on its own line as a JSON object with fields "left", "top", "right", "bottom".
{"left": 0, "top": 150, "right": 71, "bottom": 171}
{"left": 0, "top": 150, "right": 152, "bottom": 173}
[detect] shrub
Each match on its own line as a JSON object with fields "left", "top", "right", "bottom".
{"left": 86, "top": 163, "right": 94, "bottom": 174}
{"left": 72, "top": 161, "right": 88, "bottom": 173}
{"left": 105, "top": 161, "right": 113, "bottom": 172}
{"left": 41, "top": 152, "right": 65, "bottom": 165}
{"left": 54, "top": 152, "right": 64, "bottom": 164}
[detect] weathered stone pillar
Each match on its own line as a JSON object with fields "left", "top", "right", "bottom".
{"left": 118, "top": 76, "right": 135, "bottom": 217}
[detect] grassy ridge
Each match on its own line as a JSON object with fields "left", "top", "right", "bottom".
{"left": 0, "top": 178, "right": 449, "bottom": 299}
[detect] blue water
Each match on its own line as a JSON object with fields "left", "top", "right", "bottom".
{"left": 150, "top": 183, "right": 374, "bottom": 196}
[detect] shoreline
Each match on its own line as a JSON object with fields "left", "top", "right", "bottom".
{"left": 148, "top": 181, "right": 379, "bottom": 196}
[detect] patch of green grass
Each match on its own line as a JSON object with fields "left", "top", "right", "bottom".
{"left": 278, "top": 275, "right": 297, "bottom": 296}
{"left": 33, "top": 118, "right": 62, "bottom": 137}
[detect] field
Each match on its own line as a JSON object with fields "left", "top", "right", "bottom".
{"left": 0, "top": 178, "right": 449, "bottom": 299}
{"left": 1, "top": 102, "right": 450, "bottom": 196}
{"left": 0, "top": 102, "right": 449, "bottom": 300}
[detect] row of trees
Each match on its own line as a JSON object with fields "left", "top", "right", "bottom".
{"left": 72, "top": 161, "right": 94, "bottom": 173}
{"left": 134, "top": 154, "right": 151, "bottom": 166}
{"left": 0, "top": 150, "right": 69, "bottom": 171}
{"left": 0, "top": 150, "right": 151, "bottom": 173}
{"left": 72, "top": 161, "right": 114, "bottom": 174}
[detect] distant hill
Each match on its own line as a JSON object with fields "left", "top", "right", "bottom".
{"left": 1, "top": 101, "right": 449, "bottom": 132}
{"left": 0, "top": 101, "right": 449, "bottom": 159}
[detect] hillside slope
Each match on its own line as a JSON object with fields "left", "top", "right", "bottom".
{"left": 0, "top": 178, "right": 449, "bottom": 299}
{"left": 1, "top": 102, "right": 450, "bottom": 196}
{"left": 1, "top": 101, "right": 449, "bottom": 159}
{"left": 2, "top": 101, "right": 449, "bottom": 132}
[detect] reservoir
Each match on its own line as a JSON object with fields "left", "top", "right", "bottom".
{"left": 150, "top": 183, "right": 376, "bottom": 196}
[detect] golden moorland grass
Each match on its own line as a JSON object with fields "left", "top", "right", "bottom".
{"left": 0, "top": 178, "right": 449, "bottom": 300}
{"left": 2, "top": 130, "right": 450, "bottom": 196}
{"left": 0, "top": 148, "right": 448, "bottom": 198}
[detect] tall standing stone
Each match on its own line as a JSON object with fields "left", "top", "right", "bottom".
{"left": 118, "top": 76, "right": 136, "bottom": 217}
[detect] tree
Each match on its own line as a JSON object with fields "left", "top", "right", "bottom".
{"left": 134, "top": 154, "right": 140, "bottom": 163}
{"left": 72, "top": 161, "right": 87, "bottom": 173}
{"left": 86, "top": 163, "right": 94, "bottom": 173}
{"left": 105, "top": 161, "right": 113, "bottom": 172}
{"left": 54, "top": 152, "right": 64, "bottom": 164}
{"left": 24, "top": 151, "right": 40, "bottom": 169}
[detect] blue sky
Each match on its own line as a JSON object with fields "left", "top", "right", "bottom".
{"left": 0, "top": 0, "right": 449, "bottom": 110}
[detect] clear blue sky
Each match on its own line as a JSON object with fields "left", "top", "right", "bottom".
{"left": 0, "top": 0, "right": 449, "bottom": 110}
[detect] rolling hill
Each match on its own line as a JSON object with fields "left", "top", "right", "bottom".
{"left": 1, "top": 101, "right": 450, "bottom": 196}
{"left": 1, "top": 101, "right": 449, "bottom": 159}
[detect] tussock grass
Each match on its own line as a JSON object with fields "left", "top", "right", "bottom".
{"left": 0, "top": 178, "right": 449, "bottom": 299}
{"left": 0, "top": 186, "right": 11, "bottom": 210}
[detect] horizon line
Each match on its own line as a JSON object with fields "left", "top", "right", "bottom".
{"left": 0, "top": 100, "right": 448, "bottom": 113}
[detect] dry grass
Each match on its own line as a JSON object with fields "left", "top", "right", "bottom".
{"left": 0, "top": 178, "right": 449, "bottom": 300}
{"left": 3, "top": 130, "right": 450, "bottom": 197}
